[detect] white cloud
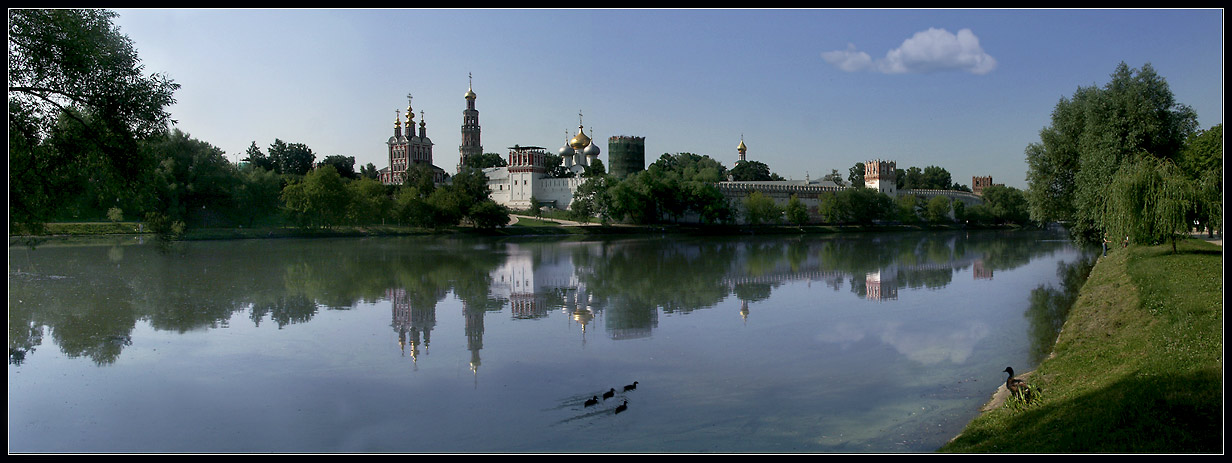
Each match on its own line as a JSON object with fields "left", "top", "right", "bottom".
{"left": 820, "top": 43, "right": 875, "bottom": 72}
{"left": 822, "top": 28, "right": 997, "bottom": 75}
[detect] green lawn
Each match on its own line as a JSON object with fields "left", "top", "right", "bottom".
{"left": 940, "top": 238, "right": 1223, "bottom": 453}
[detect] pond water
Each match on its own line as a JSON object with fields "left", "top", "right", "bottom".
{"left": 8, "top": 230, "right": 1093, "bottom": 453}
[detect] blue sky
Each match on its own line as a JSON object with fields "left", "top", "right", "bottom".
{"left": 110, "top": 8, "right": 1224, "bottom": 189}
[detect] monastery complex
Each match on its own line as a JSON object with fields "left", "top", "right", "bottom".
{"left": 377, "top": 78, "right": 987, "bottom": 217}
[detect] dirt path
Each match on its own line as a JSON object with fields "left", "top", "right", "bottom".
{"left": 508, "top": 214, "right": 596, "bottom": 227}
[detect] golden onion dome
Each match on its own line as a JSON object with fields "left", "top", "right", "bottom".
{"left": 569, "top": 126, "right": 591, "bottom": 150}
{"left": 737, "top": 139, "right": 747, "bottom": 152}
{"left": 465, "top": 87, "right": 477, "bottom": 100}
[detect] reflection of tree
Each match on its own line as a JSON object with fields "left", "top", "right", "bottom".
{"left": 9, "top": 244, "right": 139, "bottom": 365}
{"left": 576, "top": 239, "right": 739, "bottom": 315}
{"left": 8, "top": 237, "right": 509, "bottom": 364}
{"left": 1024, "top": 252, "right": 1097, "bottom": 363}
{"left": 732, "top": 283, "right": 774, "bottom": 303}
{"left": 250, "top": 295, "right": 318, "bottom": 329}
{"left": 9, "top": 229, "right": 1081, "bottom": 365}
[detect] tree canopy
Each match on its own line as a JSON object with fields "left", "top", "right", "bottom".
{"left": 729, "top": 160, "right": 784, "bottom": 181}
{"left": 9, "top": 8, "right": 179, "bottom": 232}
{"left": 1024, "top": 62, "right": 1199, "bottom": 243}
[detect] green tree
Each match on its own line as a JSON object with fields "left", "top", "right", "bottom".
{"left": 836, "top": 186, "right": 894, "bottom": 225}
{"left": 652, "top": 152, "right": 728, "bottom": 183}
{"left": 897, "top": 194, "right": 921, "bottom": 223}
{"left": 359, "top": 162, "right": 380, "bottom": 180}
{"left": 742, "top": 191, "right": 783, "bottom": 225}
{"left": 818, "top": 192, "right": 842, "bottom": 224}
{"left": 281, "top": 165, "right": 349, "bottom": 228}
{"left": 898, "top": 166, "right": 924, "bottom": 190}
{"left": 821, "top": 169, "right": 846, "bottom": 187}
{"left": 268, "top": 139, "right": 316, "bottom": 176}
{"left": 683, "top": 181, "right": 734, "bottom": 225}
{"left": 232, "top": 166, "right": 283, "bottom": 227}
{"left": 570, "top": 176, "right": 612, "bottom": 223}
{"left": 9, "top": 9, "right": 179, "bottom": 233}
{"left": 1102, "top": 155, "right": 1197, "bottom": 253}
{"left": 848, "top": 162, "right": 865, "bottom": 187}
{"left": 1025, "top": 62, "right": 1198, "bottom": 243}
{"left": 730, "top": 160, "right": 783, "bottom": 181}
{"left": 107, "top": 207, "right": 124, "bottom": 222}
{"left": 425, "top": 187, "right": 466, "bottom": 228}
{"left": 243, "top": 141, "right": 273, "bottom": 171}
{"left": 346, "top": 177, "right": 391, "bottom": 225}
{"left": 464, "top": 152, "right": 508, "bottom": 170}
{"left": 528, "top": 195, "right": 542, "bottom": 218}
{"left": 1178, "top": 124, "right": 1222, "bottom": 235}
{"left": 952, "top": 199, "right": 967, "bottom": 224}
{"left": 402, "top": 162, "right": 437, "bottom": 195}
{"left": 393, "top": 186, "right": 433, "bottom": 228}
{"left": 467, "top": 200, "right": 510, "bottom": 229}
{"left": 981, "top": 185, "right": 1031, "bottom": 225}
{"left": 925, "top": 196, "right": 953, "bottom": 223}
{"left": 320, "top": 155, "right": 358, "bottom": 180}
{"left": 582, "top": 158, "right": 606, "bottom": 178}
{"left": 144, "top": 129, "right": 239, "bottom": 227}
{"left": 785, "top": 195, "right": 809, "bottom": 225}
{"left": 921, "top": 166, "right": 953, "bottom": 190}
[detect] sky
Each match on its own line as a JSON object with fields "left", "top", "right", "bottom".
{"left": 109, "top": 8, "right": 1224, "bottom": 189}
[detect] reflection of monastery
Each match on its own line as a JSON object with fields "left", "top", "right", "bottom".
{"left": 387, "top": 238, "right": 998, "bottom": 375}
{"left": 378, "top": 77, "right": 987, "bottom": 218}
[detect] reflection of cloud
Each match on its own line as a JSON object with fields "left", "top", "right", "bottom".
{"left": 813, "top": 322, "right": 867, "bottom": 348}
{"left": 879, "top": 320, "right": 989, "bottom": 364}
{"left": 814, "top": 319, "right": 990, "bottom": 365}
{"left": 822, "top": 28, "right": 996, "bottom": 75}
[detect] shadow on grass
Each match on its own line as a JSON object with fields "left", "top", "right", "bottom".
{"left": 951, "top": 367, "right": 1221, "bottom": 453}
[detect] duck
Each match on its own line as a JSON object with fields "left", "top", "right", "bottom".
{"left": 602, "top": 388, "right": 616, "bottom": 400}
{"left": 584, "top": 396, "right": 599, "bottom": 407}
{"left": 623, "top": 381, "right": 638, "bottom": 392}
{"left": 614, "top": 400, "right": 628, "bottom": 414}
{"left": 1003, "top": 367, "right": 1031, "bottom": 400}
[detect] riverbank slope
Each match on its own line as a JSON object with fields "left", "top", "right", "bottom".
{"left": 940, "top": 238, "right": 1223, "bottom": 453}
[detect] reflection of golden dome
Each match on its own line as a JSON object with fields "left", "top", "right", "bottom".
{"left": 569, "top": 126, "right": 591, "bottom": 150}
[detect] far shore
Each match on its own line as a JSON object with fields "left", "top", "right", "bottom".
{"left": 10, "top": 218, "right": 1028, "bottom": 244}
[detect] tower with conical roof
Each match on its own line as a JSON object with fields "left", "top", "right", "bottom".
{"left": 459, "top": 73, "right": 483, "bottom": 172}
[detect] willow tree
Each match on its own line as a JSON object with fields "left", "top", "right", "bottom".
{"left": 1101, "top": 155, "right": 1196, "bottom": 253}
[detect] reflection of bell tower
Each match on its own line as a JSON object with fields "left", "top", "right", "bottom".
{"left": 390, "top": 287, "right": 436, "bottom": 368}
{"left": 740, "top": 299, "right": 750, "bottom": 322}
{"left": 464, "top": 302, "right": 485, "bottom": 383}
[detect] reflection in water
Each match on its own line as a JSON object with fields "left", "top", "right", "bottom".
{"left": 8, "top": 230, "right": 1090, "bottom": 452}
{"left": 9, "top": 230, "right": 1075, "bottom": 370}
{"left": 1024, "top": 255, "right": 1097, "bottom": 363}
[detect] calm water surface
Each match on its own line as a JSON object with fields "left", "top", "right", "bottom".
{"left": 8, "top": 230, "right": 1093, "bottom": 453}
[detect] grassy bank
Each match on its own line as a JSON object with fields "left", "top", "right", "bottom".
{"left": 940, "top": 239, "right": 1223, "bottom": 453}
